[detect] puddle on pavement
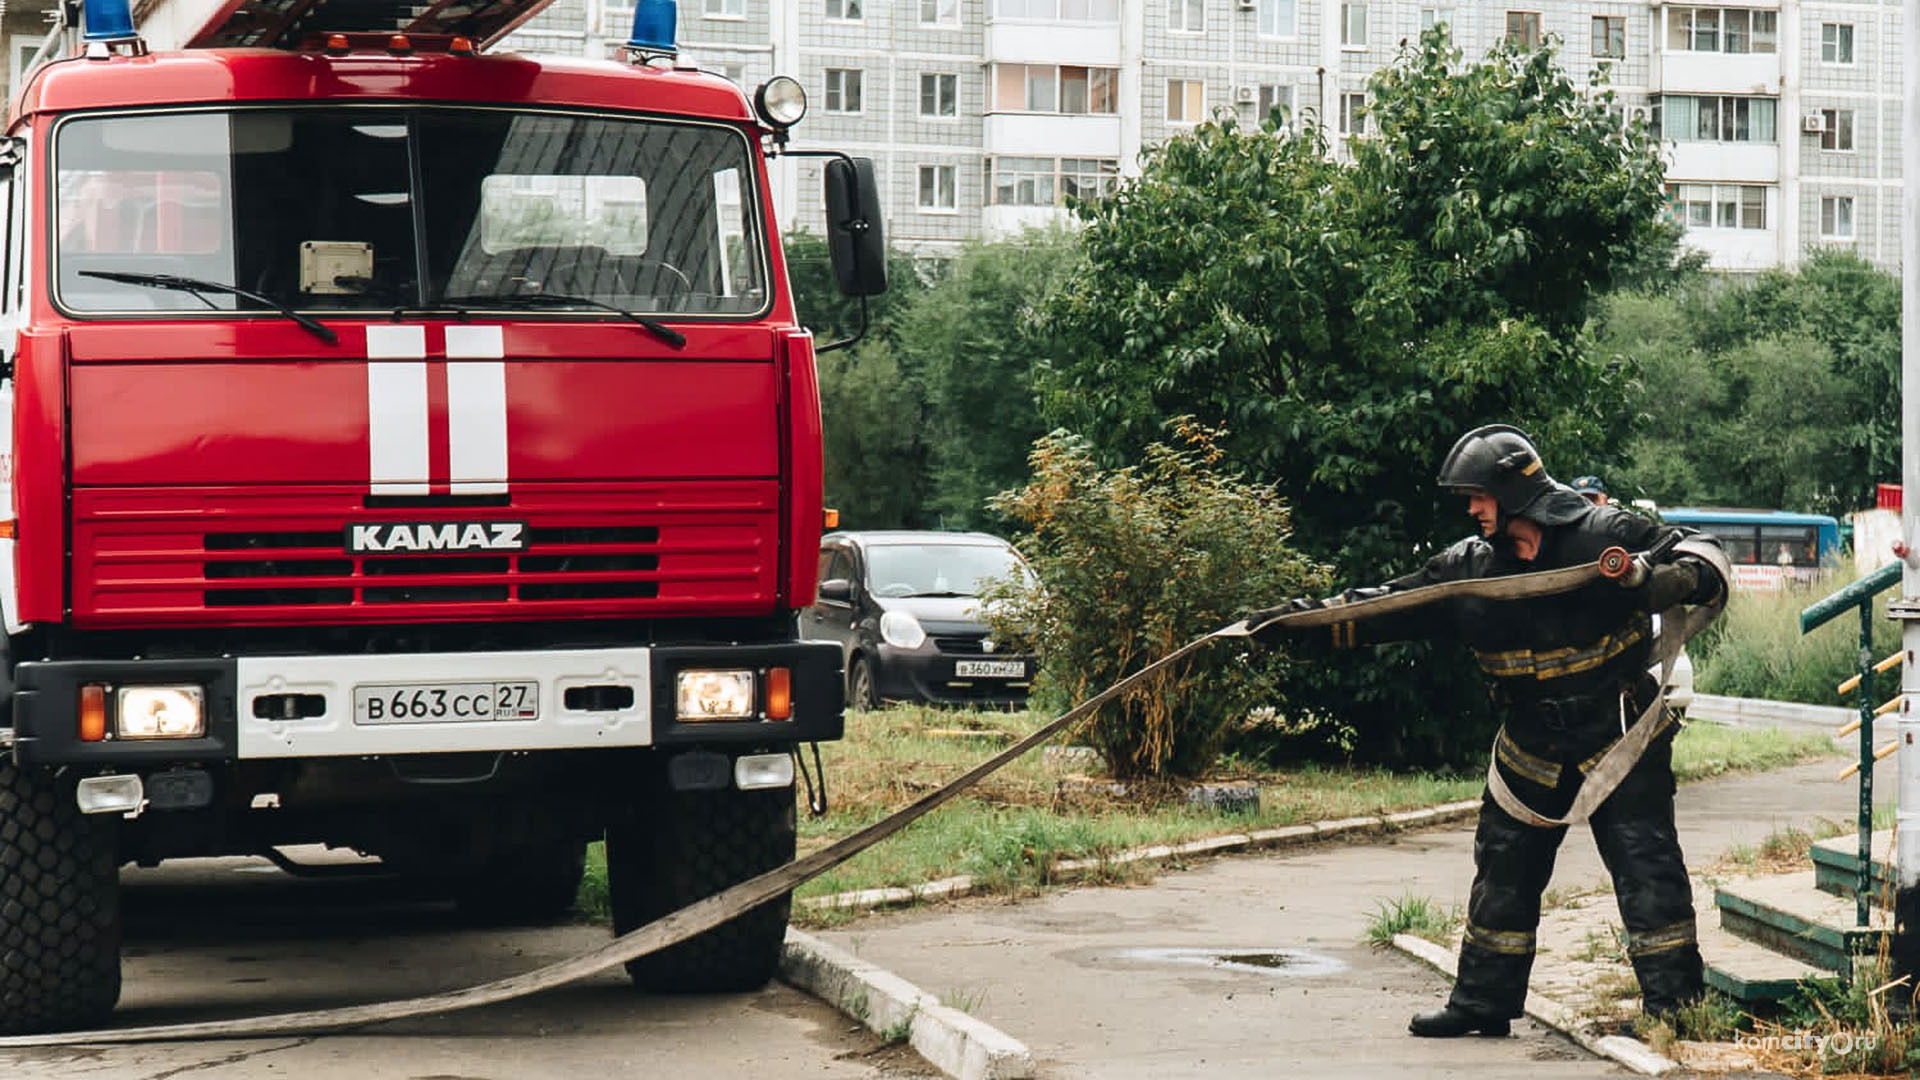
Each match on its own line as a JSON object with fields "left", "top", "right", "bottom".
{"left": 1114, "top": 947, "right": 1346, "bottom": 977}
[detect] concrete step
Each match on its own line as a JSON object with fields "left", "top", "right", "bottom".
{"left": 1715, "top": 870, "right": 1890, "bottom": 973}
{"left": 1701, "top": 914, "right": 1833, "bottom": 1004}
{"left": 1811, "top": 829, "right": 1897, "bottom": 906}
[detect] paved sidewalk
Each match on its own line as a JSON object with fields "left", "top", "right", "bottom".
{"left": 819, "top": 752, "right": 1883, "bottom": 1078}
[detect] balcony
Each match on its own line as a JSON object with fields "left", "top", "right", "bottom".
{"left": 985, "top": 112, "right": 1122, "bottom": 157}
{"left": 1667, "top": 141, "right": 1779, "bottom": 184}
{"left": 984, "top": 204, "right": 1071, "bottom": 239}
{"left": 985, "top": 19, "right": 1122, "bottom": 65}
{"left": 1680, "top": 226, "right": 1779, "bottom": 272}
{"left": 1662, "top": 52, "right": 1780, "bottom": 95}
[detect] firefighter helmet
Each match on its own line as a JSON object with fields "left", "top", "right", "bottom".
{"left": 1436, "top": 425, "right": 1589, "bottom": 526}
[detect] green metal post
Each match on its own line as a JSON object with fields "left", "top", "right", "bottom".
{"left": 1859, "top": 600, "right": 1875, "bottom": 928}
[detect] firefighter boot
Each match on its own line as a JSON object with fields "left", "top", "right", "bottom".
{"left": 1408, "top": 1005, "right": 1511, "bottom": 1038}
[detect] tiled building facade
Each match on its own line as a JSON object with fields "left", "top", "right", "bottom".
{"left": 1, "top": 0, "right": 1896, "bottom": 269}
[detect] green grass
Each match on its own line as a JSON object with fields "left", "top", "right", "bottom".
{"left": 1363, "top": 892, "right": 1462, "bottom": 947}
{"left": 571, "top": 706, "right": 1842, "bottom": 924}
{"left": 1693, "top": 565, "right": 1902, "bottom": 705}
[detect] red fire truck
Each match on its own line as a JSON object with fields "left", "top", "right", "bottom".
{"left": 0, "top": 0, "right": 883, "bottom": 1033}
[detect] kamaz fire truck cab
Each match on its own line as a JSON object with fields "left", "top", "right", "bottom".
{"left": 0, "top": 0, "right": 884, "bottom": 1034}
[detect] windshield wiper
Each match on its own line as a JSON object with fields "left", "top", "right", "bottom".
{"left": 904, "top": 591, "right": 975, "bottom": 598}
{"left": 439, "top": 292, "right": 686, "bottom": 349}
{"left": 78, "top": 271, "right": 338, "bottom": 345}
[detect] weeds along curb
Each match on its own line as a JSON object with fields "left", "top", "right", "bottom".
{"left": 1390, "top": 933, "right": 1680, "bottom": 1076}
{"left": 802, "top": 797, "right": 1484, "bottom": 914}
{"left": 781, "top": 929, "right": 1036, "bottom": 1080}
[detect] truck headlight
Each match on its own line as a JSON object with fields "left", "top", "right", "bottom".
{"left": 676, "top": 669, "right": 755, "bottom": 720}
{"left": 116, "top": 685, "right": 206, "bottom": 739}
{"left": 880, "top": 609, "right": 926, "bottom": 649}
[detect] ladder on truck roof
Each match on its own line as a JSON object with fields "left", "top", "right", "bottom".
{"left": 23, "top": 0, "right": 558, "bottom": 65}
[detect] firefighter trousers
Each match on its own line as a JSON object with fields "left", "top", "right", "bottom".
{"left": 1447, "top": 723, "right": 1702, "bottom": 1019}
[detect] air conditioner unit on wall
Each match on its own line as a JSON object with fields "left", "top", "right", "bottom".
{"left": 1234, "top": 85, "right": 1258, "bottom": 104}
{"left": 1803, "top": 113, "right": 1826, "bottom": 133}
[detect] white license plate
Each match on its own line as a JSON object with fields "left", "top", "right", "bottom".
{"left": 955, "top": 660, "right": 1025, "bottom": 678}
{"left": 353, "top": 682, "right": 539, "bottom": 725}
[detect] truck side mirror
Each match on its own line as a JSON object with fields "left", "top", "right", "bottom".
{"left": 824, "top": 157, "right": 887, "bottom": 298}
{"left": 818, "top": 578, "right": 853, "bottom": 603}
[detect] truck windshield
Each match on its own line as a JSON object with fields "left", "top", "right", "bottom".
{"left": 55, "top": 108, "right": 767, "bottom": 317}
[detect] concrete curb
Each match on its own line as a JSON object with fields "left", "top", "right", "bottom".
{"left": 781, "top": 929, "right": 1036, "bottom": 1080}
{"left": 801, "top": 798, "right": 1484, "bottom": 914}
{"left": 1390, "top": 933, "right": 1679, "bottom": 1076}
{"left": 1689, "top": 694, "right": 1860, "bottom": 730}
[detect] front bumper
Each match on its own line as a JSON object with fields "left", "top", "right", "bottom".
{"left": 13, "top": 642, "right": 843, "bottom": 765}
{"left": 874, "top": 644, "right": 1035, "bottom": 706}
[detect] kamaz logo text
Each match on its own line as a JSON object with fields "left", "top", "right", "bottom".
{"left": 346, "top": 522, "right": 528, "bottom": 554}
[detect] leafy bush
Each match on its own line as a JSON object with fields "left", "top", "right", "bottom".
{"left": 1693, "top": 566, "right": 1900, "bottom": 706}
{"left": 986, "top": 422, "right": 1332, "bottom": 780}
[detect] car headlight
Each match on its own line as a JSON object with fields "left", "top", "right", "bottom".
{"left": 116, "top": 685, "right": 206, "bottom": 739}
{"left": 880, "top": 609, "right": 927, "bottom": 649}
{"left": 676, "top": 669, "right": 756, "bottom": 720}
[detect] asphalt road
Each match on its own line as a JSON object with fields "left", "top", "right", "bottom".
{"left": 0, "top": 858, "right": 936, "bottom": 1080}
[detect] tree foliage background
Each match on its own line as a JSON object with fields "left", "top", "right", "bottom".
{"left": 1028, "top": 32, "right": 1670, "bottom": 764}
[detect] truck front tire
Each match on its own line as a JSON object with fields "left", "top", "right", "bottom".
{"left": 0, "top": 757, "right": 121, "bottom": 1034}
{"left": 606, "top": 784, "right": 795, "bottom": 993}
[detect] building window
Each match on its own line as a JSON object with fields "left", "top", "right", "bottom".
{"left": 1340, "top": 92, "right": 1366, "bottom": 136}
{"left": 1591, "top": 15, "right": 1625, "bottom": 58}
{"left": 1339, "top": 2, "right": 1368, "bottom": 45}
{"left": 719, "top": 62, "right": 746, "bottom": 84}
{"left": 920, "top": 73, "right": 958, "bottom": 118}
{"left": 1506, "top": 11, "right": 1542, "bottom": 46}
{"left": 704, "top": 0, "right": 744, "bottom": 15}
{"left": 826, "top": 0, "right": 863, "bottom": 19}
{"left": 1258, "top": 0, "right": 1296, "bottom": 37}
{"left": 918, "top": 165, "right": 957, "bottom": 212}
{"left": 920, "top": 0, "right": 961, "bottom": 23}
{"left": 1667, "top": 7, "right": 1776, "bottom": 53}
{"left": 1657, "top": 95, "right": 1778, "bottom": 143}
{"left": 1258, "top": 84, "right": 1293, "bottom": 123}
{"left": 1167, "top": 79, "right": 1206, "bottom": 124}
{"left": 824, "top": 69, "right": 864, "bottom": 113}
{"left": 1820, "top": 196, "right": 1855, "bottom": 239}
{"left": 997, "top": 0, "right": 1121, "bottom": 18}
{"left": 1820, "top": 108, "right": 1855, "bottom": 151}
{"left": 1821, "top": 23, "right": 1855, "bottom": 64}
{"left": 992, "top": 157, "right": 1118, "bottom": 205}
{"left": 994, "top": 64, "right": 1118, "bottom": 113}
{"left": 1421, "top": 7, "right": 1454, "bottom": 30}
{"left": 1665, "top": 183, "right": 1767, "bottom": 230}
{"left": 1169, "top": 0, "right": 1205, "bottom": 32}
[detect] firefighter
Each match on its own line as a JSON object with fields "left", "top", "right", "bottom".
{"left": 1251, "top": 425, "right": 1727, "bottom": 1037}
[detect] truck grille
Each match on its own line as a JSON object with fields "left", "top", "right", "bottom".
{"left": 73, "top": 486, "right": 778, "bottom": 625}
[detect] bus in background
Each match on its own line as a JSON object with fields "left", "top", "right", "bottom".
{"left": 1657, "top": 508, "right": 1844, "bottom": 591}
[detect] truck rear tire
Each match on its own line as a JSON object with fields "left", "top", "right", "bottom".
{"left": 0, "top": 757, "right": 121, "bottom": 1034}
{"left": 453, "top": 839, "right": 587, "bottom": 925}
{"left": 606, "top": 784, "right": 795, "bottom": 993}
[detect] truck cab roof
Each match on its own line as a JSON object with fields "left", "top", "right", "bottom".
{"left": 12, "top": 47, "right": 758, "bottom": 127}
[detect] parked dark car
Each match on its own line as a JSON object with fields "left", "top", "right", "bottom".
{"left": 802, "top": 531, "right": 1036, "bottom": 708}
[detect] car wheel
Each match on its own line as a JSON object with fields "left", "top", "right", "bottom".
{"left": 849, "top": 655, "right": 879, "bottom": 711}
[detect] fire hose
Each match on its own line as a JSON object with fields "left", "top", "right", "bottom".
{"left": 0, "top": 545, "right": 1694, "bottom": 1048}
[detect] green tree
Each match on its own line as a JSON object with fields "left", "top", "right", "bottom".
{"left": 816, "top": 340, "right": 933, "bottom": 529}
{"left": 896, "top": 230, "right": 1083, "bottom": 529}
{"left": 1603, "top": 252, "right": 1898, "bottom": 517}
{"left": 1028, "top": 34, "right": 1667, "bottom": 764}
{"left": 782, "top": 231, "right": 930, "bottom": 345}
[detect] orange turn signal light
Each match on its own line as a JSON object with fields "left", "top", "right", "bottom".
{"left": 765, "top": 667, "right": 792, "bottom": 721}
{"left": 388, "top": 34, "right": 412, "bottom": 54}
{"left": 325, "top": 33, "right": 349, "bottom": 54}
{"left": 0, "top": 519, "right": 16, "bottom": 539}
{"left": 79, "top": 684, "right": 107, "bottom": 742}
{"left": 450, "top": 36, "right": 475, "bottom": 56}
{"left": 823, "top": 508, "right": 840, "bottom": 529}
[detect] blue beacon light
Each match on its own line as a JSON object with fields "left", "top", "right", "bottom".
{"left": 628, "top": 0, "right": 678, "bottom": 57}
{"left": 83, "top": 0, "right": 140, "bottom": 41}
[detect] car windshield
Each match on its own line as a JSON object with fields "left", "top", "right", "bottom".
{"left": 55, "top": 108, "right": 767, "bottom": 317}
{"left": 865, "top": 543, "right": 1025, "bottom": 598}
